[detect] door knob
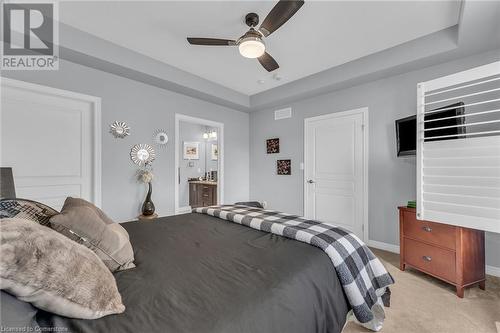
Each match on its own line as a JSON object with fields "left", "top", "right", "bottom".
{"left": 307, "top": 179, "right": 315, "bottom": 184}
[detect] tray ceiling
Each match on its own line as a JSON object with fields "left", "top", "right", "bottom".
{"left": 59, "top": 1, "right": 461, "bottom": 95}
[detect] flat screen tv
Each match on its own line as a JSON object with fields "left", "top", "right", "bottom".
{"left": 395, "top": 102, "right": 465, "bottom": 157}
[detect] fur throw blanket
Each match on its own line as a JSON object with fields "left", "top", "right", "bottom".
{"left": 0, "top": 218, "right": 125, "bottom": 319}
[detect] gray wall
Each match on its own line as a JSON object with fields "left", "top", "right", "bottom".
{"left": 178, "top": 122, "right": 219, "bottom": 207}
{"left": 249, "top": 49, "right": 500, "bottom": 268}
{"left": 2, "top": 59, "right": 249, "bottom": 222}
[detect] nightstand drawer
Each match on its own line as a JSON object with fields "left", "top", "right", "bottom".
{"left": 404, "top": 238, "right": 456, "bottom": 283}
{"left": 403, "top": 211, "right": 456, "bottom": 250}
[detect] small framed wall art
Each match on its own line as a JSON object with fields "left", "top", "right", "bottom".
{"left": 266, "top": 138, "right": 279, "bottom": 154}
{"left": 277, "top": 159, "right": 291, "bottom": 175}
{"left": 183, "top": 141, "right": 200, "bottom": 160}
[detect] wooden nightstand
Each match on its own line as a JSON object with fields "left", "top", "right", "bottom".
{"left": 137, "top": 213, "right": 158, "bottom": 221}
{"left": 399, "top": 206, "right": 485, "bottom": 297}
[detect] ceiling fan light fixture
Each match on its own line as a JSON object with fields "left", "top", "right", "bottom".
{"left": 186, "top": 1, "right": 304, "bottom": 71}
{"left": 238, "top": 37, "right": 265, "bottom": 58}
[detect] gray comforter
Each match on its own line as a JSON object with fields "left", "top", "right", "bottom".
{"left": 3, "top": 213, "right": 350, "bottom": 333}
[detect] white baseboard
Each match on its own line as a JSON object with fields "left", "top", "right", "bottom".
{"left": 486, "top": 265, "right": 500, "bottom": 277}
{"left": 368, "top": 240, "right": 400, "bottom": 254}
{"left": 367, "top": 240, "right": 500, "bottom": 278}
{"left": 175, "top": 206, "right": 192, "bottom": 215}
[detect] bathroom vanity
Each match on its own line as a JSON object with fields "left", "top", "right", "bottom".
{"left": 189, "top": 181, "right": 217, "bottom": 208}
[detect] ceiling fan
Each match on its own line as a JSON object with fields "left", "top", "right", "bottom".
{"left": 187, "top": 0, "right": 304, "bottom": 72}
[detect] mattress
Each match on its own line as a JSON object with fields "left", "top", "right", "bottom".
{"left": 4, "top": 213, "right": 350, "bottom": 333}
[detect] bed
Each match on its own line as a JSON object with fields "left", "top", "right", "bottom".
{"left": 2, "top": 212, "right": 351, "bottom": 333}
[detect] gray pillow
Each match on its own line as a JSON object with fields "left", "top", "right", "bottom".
{"left": 0, "top": 218, "right": 125, "bottom": 319}
{"left": 49, "top": 198, "right": 135, "bottom": 272}
{"left": 234, "top": 201, "right": 264, "bottom": 208}
{"left": 59, "top": 197, "right": 115, "bottom": 225}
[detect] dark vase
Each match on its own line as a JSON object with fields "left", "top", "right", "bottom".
{"left": 142, "top": 182, "right": 155, "bottom": 215}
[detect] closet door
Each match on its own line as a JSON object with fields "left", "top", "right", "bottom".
{"left": 304, "top": 108, "right": 368, "bottom": 240}
{"left": 0, "top": 78, "right": 101, "bottom": 210}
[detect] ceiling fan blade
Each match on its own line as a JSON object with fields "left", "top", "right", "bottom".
{"left": 187, "top": 38, "right": 236, "bottom": 46}
{"left": 259, "top": 0, "right": 304, "bottom": 37}
{"left": 258, "top": 52, "right": 279, "bottom": 72}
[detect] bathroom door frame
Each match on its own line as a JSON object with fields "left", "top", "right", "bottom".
{"left": 174, "top": 114, "right": 224, "bottom": 215}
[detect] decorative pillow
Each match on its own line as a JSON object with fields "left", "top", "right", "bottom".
{"left": 234, "top": 201, "right": 265, "bottom": 209}
{"left": 0, "top": 199, "right": 58, "bottom": 226}
{"left": 59, "top": 197, "right": 115, "bottom": 225}
{"left": 49, "top": 197, "right": 135, "bottom": 272}
{"left": 0, "top": 218, "right": 125, "bottom": 319}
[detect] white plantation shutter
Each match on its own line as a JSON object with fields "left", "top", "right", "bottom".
{"left": 417, "top": 61, "right": 500, "bottom": 233}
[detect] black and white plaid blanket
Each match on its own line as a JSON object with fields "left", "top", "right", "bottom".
{"left": 193, "top": 205, "right": 394, "bottom": 331}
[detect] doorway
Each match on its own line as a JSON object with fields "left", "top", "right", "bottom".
{"left": 304, "top": 108, "right": 368, "bottom": 241}
{"left": 174, "top": 114, "right": 224, "bottom": 214}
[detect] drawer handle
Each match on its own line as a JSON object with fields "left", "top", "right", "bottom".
{"left": 422, "top": 256, "right": 432, "bottom": 262}
{"left": 422, "top": 226, "right": 432, "bottom": 232}
{"left": 203, "top": 194, "right": 209, "bottom": 197}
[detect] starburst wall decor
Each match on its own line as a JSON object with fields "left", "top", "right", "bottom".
{"left": 130, "top": 144, "right": 156, "bottom": 166}
{"left": 153, "top": 129, "right": 169, "bottom": 147}
{"left": 109, "top": 121, "right": 130, "bottom": 139}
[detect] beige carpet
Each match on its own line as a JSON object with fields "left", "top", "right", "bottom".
{"left": 343, "top": 249, "right": 500, "bottom": 333}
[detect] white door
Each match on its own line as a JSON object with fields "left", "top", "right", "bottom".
{"left": 304, "top": 108, "right": 367, "bottom": 240}
{"left": 0, "top": 78, "right": 101, "bottom": 210}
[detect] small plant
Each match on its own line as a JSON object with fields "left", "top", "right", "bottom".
{"left": 137, "top": 164, "right": 154, "bottom": 183}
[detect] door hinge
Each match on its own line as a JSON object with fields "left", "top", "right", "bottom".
{"left": 361, "top": 124, "right": 365, "bottom": 131}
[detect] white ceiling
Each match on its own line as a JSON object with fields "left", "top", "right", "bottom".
{"left": 59, "top": 1, "right": 461, "bottom": 95}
